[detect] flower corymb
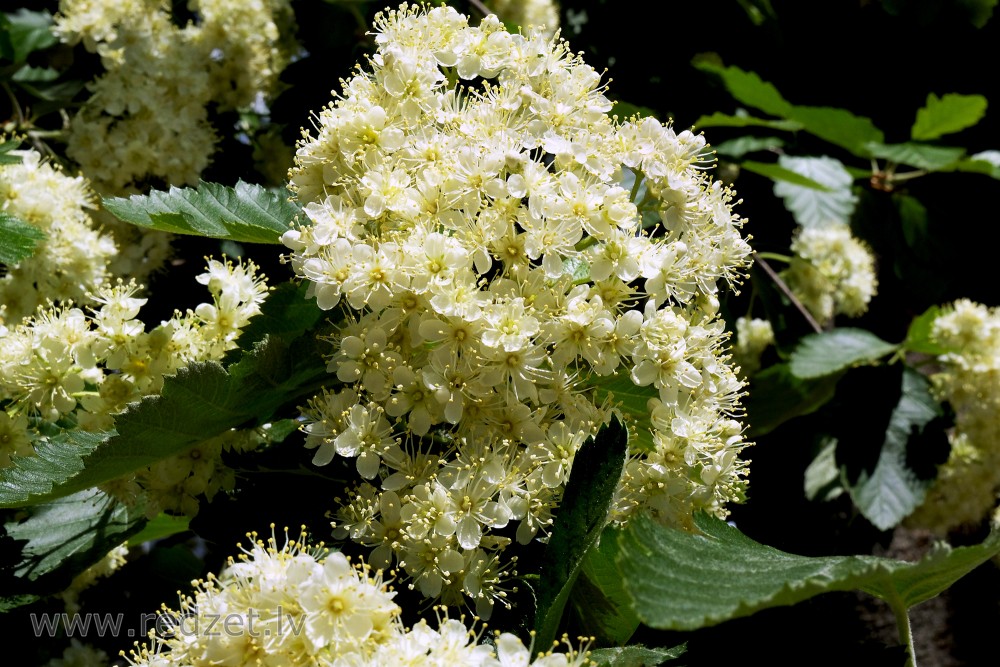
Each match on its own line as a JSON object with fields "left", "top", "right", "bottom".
{"left": 284, "top": 3, "right": 753, "bottom": 614}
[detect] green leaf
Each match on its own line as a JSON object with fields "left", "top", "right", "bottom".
{"left": 958, "top": 0, "right": 998, "bottom": 27}
{"left": 0, "top": 212, "right": 45, "bottom": 265}
{"left": 589, "top": 374, "right": 657, "bottom": 453}
{"left": 911, "top": 93, "right": 988, "bottom": 141}
{"left": 789, "top": 328, "right": 898, "bottom": 379}
{"left": 2, "top": 9, "right": 57, "bottom": 63}
{"left": 694, "top": 112, "right": 801, "bottom": 131}
{"left": 11, "top": 65, "right": 58, "bottom": 82}
{"left": 895, "top": 194, "right": 931, "bottom": 256}
{"left": 567, "top": 529, "right": 641, "bottom": 645}
{"left": 787, "top": 106, "right": 885, "bottom": 157}
{"left": 4, "top": 488, "right": 143, "bottom": 580}
{"left": 866, "top": 142, "right": 966, "bottom": 171}
{"left": 534, "top": 418, "right": 628, "bottom": 652}
{"left": 848, "top": 368, "right": 944, "bottom": 530}
{"left": 804, "top": 437, "right": 843, "bottom": 502}
{"left": 772, "top": 155, "right": 857, "bottom": 227}
{"left": 588, "top": 645, "right": 686, "bottom": 667}
{"left": 904, "top": 306, "right": 950, "bottom": 356}
{"left": 745, "top": 364, "right": 840, "bottom": 437}
{"left": 617, "top": 512, "right": 1000, "bottom": 630}
{"left": 102, "top": 180, "right": 301, "bottom": 244}
{"left": 0, "top": 335, "right": 328, "bottom": 508}
{"left": 693, "top": 61, "right": 793, "bottom": 118}
{"left": 229, "top": 280, "right": 324, "bottom": 354}
{"left": 951, "top": 150, "right": 1000, "bottom": 179}
{"left": 713, "top": 135, "right": 784, "bottom": 158}
{"left": 740, "top": 160, "right": 832, "bottom": 190}
{"left": 126, "top": 513, "right": 191, "bottom": 547}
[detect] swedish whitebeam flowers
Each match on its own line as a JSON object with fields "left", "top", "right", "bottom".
{"left": 283, "top": 4, "right": 753, "bottom": 614}
{"left": 909, "top": 300, "right": 1000, "bottom": 533}
{"left": 125, "top": 529, "right": 589, "bottom": 666}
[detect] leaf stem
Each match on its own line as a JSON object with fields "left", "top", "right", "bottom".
{"left": 468, "top": 0, "right": 494, "bottom": 17}
{"left": 886, "top": 589, "right": 918, "bottom": 667}
{"left": 752, "top": 251, "right": 823, "bottom": 334}
{"left": 754, "top": 251, "right": 792, "bottom": 264}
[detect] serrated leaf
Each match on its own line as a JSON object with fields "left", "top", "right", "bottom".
{"left": 102, "top": 180, "right": 300, "bottom": 244}
{"left": 790, "top": 329, "right": 898, "bottom": 379}
{"left": 740, "top": 160, "right": 831, "bottom": 190}
{"left": 912, "top": 93, "right": 988, "bottom": 141}
{"left": 2, "top": 9, "right": 57, "bottom": 63}
{"left": 694, "top": 112, "right": 802, "bottom": 131}
{"left": 804, "top": 437, "right": 843, "bottom": 502}
{"left": 745, "top": 364, "right": 840, "bottom": 437}
{"left": 0, "top": 212, "right": 45, "bottom": 265}
{"left": 848, "top": 368, "right": 944, "bottom": 530}
{"left": 617, "top": 512, "right": 1000, "bottom": 630}
{"left": 904, "top": 306, "right": 950, "bottom": 356}
{"left": 534, "top": 418, "right": 627, "bottom": 653}
{"left": 867, "top": 142, "right": 966, "bottom": 171}
{"left": 693, "top": 61, "right": 793, "bottom": 118}
{"left": 126, "top": 513, "right": 191, "bottom": 547}
{"left": 567, "top": 529, "right": 640, "bottom": 644}
{"left": 713, "top": 135, "right": 784, "bottom": 158}
{"left": 0, "top": 335, "right": 328, "bottom": 508}
{"left": 787, "top": 106, "right": 885, "bottom": 157}
{"left": 11, "top": 65, "right": 58, "bottom": 82}
{"left": 4, "top": 488, "right": 143, "bottom": 580}
{"left": 588, "top": 645, "right": 686, "bottom": 667}
{"left": 590, "top": 374, "right": 657, "bottom": 453}
{"left": 229, "top": 281, "right": 324, "bottom": 355}
{"left": 772, "top": 155, "right": 857, "bottom": 227}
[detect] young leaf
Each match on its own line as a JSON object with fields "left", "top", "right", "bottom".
{"left": 533, "top": 418, "right": 628, "bottom": 653}
{"left": 588, "top": 645, "right": 686, "bottom": 667}
{"left": 692, "top": 61, "right": 794, "bottom": 118}
{"left": 0, "top": 212, "right": 45, "bottom": 265}
{"left": 102, "top": 180, "right": 301, "bottom": 244}
{"left": 4, "top": 488, "right": 143, "bottom": 581}
{"left": 740, "top": 160, "right": 832, "bottom": 190}
{"left": 617, "top": 512, "right": 1000, "bottom": 630}
{"left": 772, "top": 155, "right": 858, "bottom": 227}
{"left": 848, "top": 368, "right": 945, "bottom": 530}
{"left": 911, "top": 93, "right": 988, "bottom": 141}
{"left": 789, "top": 328, "right": 898, "bottom": 379}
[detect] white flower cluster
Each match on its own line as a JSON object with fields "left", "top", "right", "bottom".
{"left": 284, "top": 4, "right": 752, "bottom": 613}
{"left": 125, "top": 528, "right": 588, "bottom": 667}
{"left": 61, "top": 543, "right": 129, "bottom": 614}
{"left": 733, "top": 316, "right": 774, "bottom": 377}
{"left": 491, "top": 0, "right": 560, "bottom": 37}
{"left": 0, "top": 258, "right": 269, "bottom": 515}
{"left": 0, "top": 149, "right": 116, "bottom": 323}
{"left": 909, "top": 299, "right": 1000, "bottom": 533}
{"left": 45, "top": 640, "right": 109, "bottom": 667}
{"left": 55, "top": 0, "right": 296, "bottom": 192}
{"left": 782, "top": 224, "right": 877, "bottom": 323}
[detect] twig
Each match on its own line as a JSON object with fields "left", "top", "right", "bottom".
{"left": 468, "top": 0, "right": 494, "bottom": 18}
{"left": 753, "top": 251, "right": 823, "bottom": 334}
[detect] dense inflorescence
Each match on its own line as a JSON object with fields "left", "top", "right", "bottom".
{"left": 782, "top": 223, "right": 877, "bottom": 323}
{"left": 283, "top": 4, "right": 753, "bottom": 614}
{"left": 909, "top": 300, "right": 1000, "bottom": 533}
{"left": 125, "top": 529, "right": 589, "bottom": 666}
